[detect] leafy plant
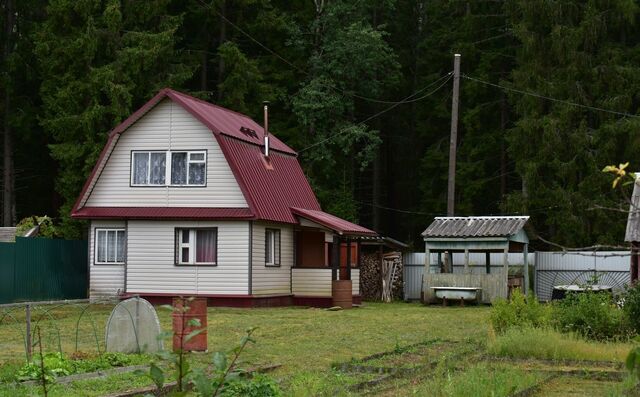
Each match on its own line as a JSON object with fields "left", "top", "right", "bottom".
{"left": 15, "top": 215, "right": 58, "bottom": 238}
{"left": 217, "top": 374, "right": 281, "bottom": 397}
{"left": 553, "top": 291, "right": 631, "bottom": 341}
{"left": 490, "top": 289, "right": 552, "bottom": 334}
{"left": 623, "top": 284, "right": 640, "bottom": 334}
{"left": 626, "top": 346, "right": 640, "bottom": 380}
{"left": 191, "top": 327, "right": 281, "bottom": 397}
{"left": 17, "top": 352, "right": 73, "bottom": 382}
{"left": 17, "top": 351, "right": 135, "bottom": 382}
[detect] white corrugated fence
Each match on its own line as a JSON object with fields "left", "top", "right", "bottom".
{"left": 403, "top": 251, "right": 631, "bottom": 301}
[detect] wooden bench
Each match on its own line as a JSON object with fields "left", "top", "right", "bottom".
{"left": 430, "top": 287, "right": 482, "bottom": 306}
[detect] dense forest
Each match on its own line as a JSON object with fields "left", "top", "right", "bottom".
{"left": 1, "top": 0, "right": 639, "bottom": 248}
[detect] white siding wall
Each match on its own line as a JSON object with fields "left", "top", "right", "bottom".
{"left": 126, "top": 220, "right": 249, "bottom": 295}
{"left": 85, "top": 99, "right": 247, "bottom": 207}
{"left": 251, "top": 222, "right": 293, "bottom": 296}
{"left": 291, "top": 268, "right": 332, "bottom": 296}
{"left": 290, "top": 268, "right": 360, "bottom": 297}
{"left": 89, "top": 220, "right": 126, "bottom": 298}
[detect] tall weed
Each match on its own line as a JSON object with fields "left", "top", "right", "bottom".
{"left": 490, "top": 290, "right": 551, "bottom": 334}
{"left": 488, "top": 326, "right": 631, "bottom": 362}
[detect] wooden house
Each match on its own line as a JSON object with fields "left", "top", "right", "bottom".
{"left": 71, "top": 88, "right": 377, "bottom": 307}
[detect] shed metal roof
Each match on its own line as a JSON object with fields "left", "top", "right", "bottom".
{"left": 422, "top": 216, "right": 529, "bottom": 238}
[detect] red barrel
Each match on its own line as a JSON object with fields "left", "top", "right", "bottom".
{"left": 332, "top": 280, "right": 353, "bottom": 309}
{"left": 172, "top": 297, "right": 208, "bottom": 351}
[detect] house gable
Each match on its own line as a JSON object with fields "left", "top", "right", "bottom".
{"left": 83, "top": 99, "right": 248, "bottom": 208}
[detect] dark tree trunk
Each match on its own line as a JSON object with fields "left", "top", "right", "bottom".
{"left": 500, "top": 93, "right": 507, "bottom": 199}
{"left": 216, "top": 0, "right": 226, "bottom": 102}
{"left": 3, "top": 0, "right": 15, "bottom": 226}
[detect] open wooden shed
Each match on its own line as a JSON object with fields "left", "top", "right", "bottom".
{"left": 421, "top": 216, "right": 530, "bottom": 304}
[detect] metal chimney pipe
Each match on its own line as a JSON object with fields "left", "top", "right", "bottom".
{"left": 263, "top": 101, "right": 270, "bottom": 157}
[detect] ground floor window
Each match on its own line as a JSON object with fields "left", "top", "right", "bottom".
{"left": 95, "top": 229, "right": 125, "bottom": 264}
{"left": 175, "top": 228, "right": 217, "bottom": 265}
{"left": 265, "top": 228, "right": 281, "bottom": 266}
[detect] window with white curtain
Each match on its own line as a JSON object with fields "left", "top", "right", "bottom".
{"left": 95, "top": 229, "right": 126, "bottom": 264}
{"left": 131, "top": 150, "right": 206, "bottom": 186}
{"left": 265, "top": 229, "right": 281, "bottom": 266}
{"left": 175, "top": 228, "right": 217, "bottom": 265}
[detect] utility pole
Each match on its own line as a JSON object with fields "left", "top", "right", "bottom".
{"left": 447, "top": 53, "right": 461, "bottom": 217}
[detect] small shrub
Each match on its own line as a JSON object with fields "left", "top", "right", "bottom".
{"left": 623, "top": 284, "right": 640, "bottom": 334}
{"left": 553, "top": 291, "right": 630, "bottom": 341}
{"left": 489, "top": 289, "right": 552, "bottom": 334}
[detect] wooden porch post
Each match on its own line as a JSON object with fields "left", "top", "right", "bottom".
{"left": 423, "top": 245, "right": 430, "bottom": 302}
{"left": 464, "top": 249, "right": 470, "bottom": 274}
{"left": 346, "top": 238, "right": 352, "bottom": 280}
{"left": 503, "top": 247, "right": 509, "bottom": 298}
{"left": 332, "top": 235, "right": 341, "bottom": 281}
{"left": 523, "top": 243, "right": 529, "bottom": 295}
{"left": 485, "top": 252, "right": 491, "bottom": 274}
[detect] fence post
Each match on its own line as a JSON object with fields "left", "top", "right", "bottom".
{"left": 25, "top": 304, "right": 32, "bottom": 361}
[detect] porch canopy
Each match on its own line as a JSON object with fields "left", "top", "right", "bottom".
{"left": 291, "top": 207, "right": 377, "bottom": 282}
{"left": 421, "top": 216, "right": 530, "bottom": 301}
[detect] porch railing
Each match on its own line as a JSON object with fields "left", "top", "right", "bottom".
{"left": 291, "top": 268, "right": 360, "bottom": 296}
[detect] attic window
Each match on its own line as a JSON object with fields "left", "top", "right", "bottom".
{"left": 239, "top": 126, "right": 259, "bottom": 139}
{"left": 131, "top": 150, "right": 206, "bottom": 187}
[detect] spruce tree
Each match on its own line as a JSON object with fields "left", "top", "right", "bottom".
{"left": 34, "top": 0, "right": 194, "bottom": 237}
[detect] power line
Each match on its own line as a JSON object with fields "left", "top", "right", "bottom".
{"left": 298, "top": 72, "right": 453, "bottom": 153}
{"left": 463, "top": 75, "right": 640, "bottom": 119}
{"left": 195, "top": 0, "right": 442, "bottom": 106}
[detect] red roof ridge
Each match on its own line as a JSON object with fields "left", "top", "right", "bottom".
{"left": 165, "top": 88, "right": 255, "bottom": 121}
{"left": 219, "top": 133, "right": 298, "bottom": 157}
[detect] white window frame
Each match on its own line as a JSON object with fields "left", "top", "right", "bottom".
{"left": 175, "top": 228, "right": 217, "bottom": 266}
{"left": 265, "top": 228, "right": 281, "bottom": 267}
{"left": 94, "top": 228, "right": 126, "bottom": 265}
{"left": 170, "top": 151, "right": 207, "bottom": 186}
{"left": 130, "top": 150, "right": 207, "bottom": 187}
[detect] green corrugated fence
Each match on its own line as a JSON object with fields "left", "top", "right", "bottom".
{"left": 0, "top": 237, "right": 87, "bottom": 304}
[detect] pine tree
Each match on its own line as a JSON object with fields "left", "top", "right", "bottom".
{"left": 34, "top": 0, "right": 195, "bottom": 237}
{"left": 505, "top": 0, "right": 640, "bottom": 246}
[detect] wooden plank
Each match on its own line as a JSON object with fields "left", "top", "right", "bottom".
{"left": 423, "top": 272, "right": 507, "bottom": 303}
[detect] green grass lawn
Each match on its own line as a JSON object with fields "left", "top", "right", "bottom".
{"left": 0, "top": 301, "right": 636, "bottom": 396}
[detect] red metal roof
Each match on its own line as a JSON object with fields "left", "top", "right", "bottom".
{"left": 291, "top": 207, "right": 377, "bottom": 236}
{"left": 107, "top": 88, "right": 295, "bottom": 154}
{"left": 72, "top": 207, "right": 253, "bottom": 220}
{"left": 71, "top": 89, "right": 375, "bottom": 235}
{"left": 220, "top": 136, "right": 321, "bottom": 224}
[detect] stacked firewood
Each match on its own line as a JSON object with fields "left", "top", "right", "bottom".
{"left": 359, "top": 251, "right": 403, "bottom": 301}
{"left": 360, "top": 252, "right": 382, "bottom": 300}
